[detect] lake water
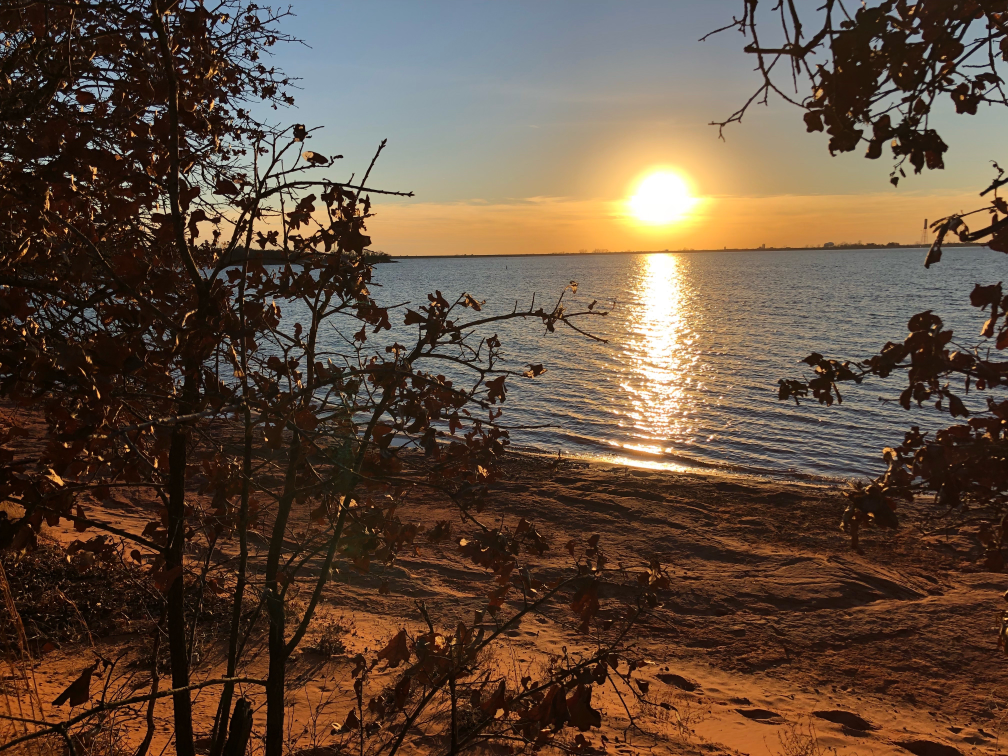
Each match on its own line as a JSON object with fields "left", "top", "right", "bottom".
{"left": 364, "top": 248, "right": 1003, "bottom": 482}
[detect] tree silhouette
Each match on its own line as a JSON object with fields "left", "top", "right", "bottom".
{"left": 0, "top": 3, "right": 665, "bottom": 753}
{"left": 713, "top": 1, "right": 1008, "bottom": 556}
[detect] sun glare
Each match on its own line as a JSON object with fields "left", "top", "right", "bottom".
{"left": 629, "top": 171, "right": 696, "bottom": 225}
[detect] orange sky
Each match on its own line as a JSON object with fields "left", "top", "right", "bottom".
{"left": 367, "top": 190, "right": 983, "bottom": 256}
{"left": 274, "top": 3, "right": 1002, "bottom": 256}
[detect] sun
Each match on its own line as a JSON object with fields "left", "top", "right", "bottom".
{"left": 629, "top": 171, "right": 696, "bottom": 225}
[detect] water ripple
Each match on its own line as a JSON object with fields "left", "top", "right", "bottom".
{"left": 361, "top": 248, "right": 1003, "bottom": 481}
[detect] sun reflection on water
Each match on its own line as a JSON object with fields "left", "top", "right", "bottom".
{"left": 615, "top": 253, "right": 699, "bottom": 459}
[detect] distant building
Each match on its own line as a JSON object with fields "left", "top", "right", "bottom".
{"left": 823, "top": 242, "right": 835, "bottom": 248}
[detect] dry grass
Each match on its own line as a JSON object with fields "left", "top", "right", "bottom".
{"left": 304, "top": 614, "right": 350, "bottom": 658}
{"left": 1, "top": 557, "right": 48, "bottom": 755}
{"left": 638, "top": 685, "right": 711, "bottom": 744}
{"left": 771, "top": 717, "right": 839, "bottom": 756}
{"left": 1, "top": 535, "right": 160, "bottom": 648}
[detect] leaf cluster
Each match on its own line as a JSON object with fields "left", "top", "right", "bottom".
{"left": 710, "top": 0, "right": 1008, "bottom": 184}
{"left": 712, "top": 2, "right": 1008, "bottom": 557}
{"left": 0, "top": 4, "right": 637, "bottom": 755}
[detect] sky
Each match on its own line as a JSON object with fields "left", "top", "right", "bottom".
{"left": 263, "top": 1, "right": 1004, "bottom": 255}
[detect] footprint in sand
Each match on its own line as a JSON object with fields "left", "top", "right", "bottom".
{"left": 897, "top": 740, "right": 963, "bottom": 756}
{"left": 956, "top": 728, "right": 995, "bottom": 745}
{"left": 736, "top": 708, "right": 784, "bottom": 724}
{"left": 812, "top": 709, "right": 878, "bottom": 732}
{"left": 656, "top": 672, "right": 698, "bottom": 692}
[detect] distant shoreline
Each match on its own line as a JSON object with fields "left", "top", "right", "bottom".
{"left": 391, "top": 242, "right": 984, "bottom": 260}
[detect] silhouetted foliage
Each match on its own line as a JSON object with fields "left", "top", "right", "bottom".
{"left": 0, "top": 3, "right": 662, "bottom": 754}
{"left": 714, "top": 2, "right": 1008, "bottom": 557}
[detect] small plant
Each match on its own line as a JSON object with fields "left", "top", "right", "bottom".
{"left": 772, "top": 717, "right": 836, "bottom": 756}
{"left": 636, "top": 682, "right": 710, "bottom": 744}
{"left": 305, "top": 618, "right": 349, "bottom": 658}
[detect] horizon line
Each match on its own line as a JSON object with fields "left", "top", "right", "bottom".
{"left": 388, "top": 241, "right": 984, "bottom": 260}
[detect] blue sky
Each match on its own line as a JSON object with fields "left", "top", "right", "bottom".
{"left": 260, "top": 2, "right": 1004, "bottom": 253}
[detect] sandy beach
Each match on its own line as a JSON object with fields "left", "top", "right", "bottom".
{"left": 4, "top": 449, "right": 1002, "bottom": 756}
